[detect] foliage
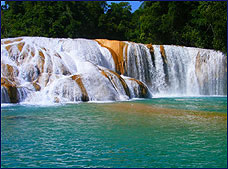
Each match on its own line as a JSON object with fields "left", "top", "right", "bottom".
{"left": 1, "top": 1, "right": 227, "bottom": 53}
{"left": 1, "top": 1, "right": 106, "bottom": 39}
{"left": 98, "top": 2, "right": 132, "bottom": 40}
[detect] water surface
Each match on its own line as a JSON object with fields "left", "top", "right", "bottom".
{"left": 1, "top": 97, "right": 227, "bottom": 168}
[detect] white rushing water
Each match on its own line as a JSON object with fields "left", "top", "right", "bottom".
{"left": 126, "top": 44, "right": 227, "bottom": 96}
{"left": 1, "top": 37, "right": 227, "bottom": 104}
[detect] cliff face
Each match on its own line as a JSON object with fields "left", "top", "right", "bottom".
{"left": 1, "top": 37, "right": 227, "bottom": 104}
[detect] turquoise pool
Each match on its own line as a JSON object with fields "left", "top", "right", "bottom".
{"left": 1, "top": 97, "right": 227, "bottom": 168}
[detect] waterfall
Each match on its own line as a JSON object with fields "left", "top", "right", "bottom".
{"left": 1, "top": 37, "right": 227, "bottom": 104}
{"left": 125, "top": 44, "right": 227, "bottom": 96}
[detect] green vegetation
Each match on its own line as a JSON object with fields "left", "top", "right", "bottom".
{"left": 1, "top": 1, "right": 227, "bottom": 53}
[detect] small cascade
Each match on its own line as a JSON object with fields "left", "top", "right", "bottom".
{"left": 17, "top": 87, "right": 29, "bottom": 102}
{"left": 123, "top": 76, "right": 151, "bottom": 98}
{"left": 126, "top": 43, "right": 154, "bottom": 87}
{"left": 1, "top": 87, "right": 10, "bottom": 103}
{"left": 1, "top": 37, "right": 226, "bottom": 104}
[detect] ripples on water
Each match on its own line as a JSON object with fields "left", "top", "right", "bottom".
{"left": 1, "top": 97, "right": 227, "bottom": 168}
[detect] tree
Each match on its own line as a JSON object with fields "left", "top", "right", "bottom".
{"left": 98, "top": 2, "right": 132, "bottom": 40}
{"left": 1, "top": 1, "right": 108, "bottom": 39}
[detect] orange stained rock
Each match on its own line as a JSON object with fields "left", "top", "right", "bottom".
{"left": 4, "top": 42, "right": 25, "bottom": 53}
{"left": 1, "top": 63, "right": 18, "bottom": 80}
{"left": 95, "top": 39, "right": 128, "bottom": 75}
{"left": 1, "top": 77, "right": 18, "bottom": 103}
{"left": 160, "top": 45, "right": 167, "bottom": 64}
{"left": 17, "top": 42, "right": 25, "bottom": 52}
{"left": 108, "top": 69, "right": 130, "bottom": 97}
{"left": 6, "top": 64, "right": 14, "bottom": 74}
{"left": 71, "top": 75, "right": 89, "bottom": 101}
{"left": 39, "top": 50, "right": 45, "bottom": 59}
{"left": 146, "top": 44, "right": 154, "bottom": 53}
{"left": 1, "top": 77, "right": 15, "bottom": 87}
{"left": 146, "top": 44, "right": 155, "bottom": 67}
{"left": 42, "top": 47, "right": 47, "bottom": 51}
{"left": 54, "top": 53, "right": 62, "bottom": 59}
{"left": 54, "top": 97, "right": 60, "bottom": 103}
{"left": 17, "top": 45, "right": 34, "bottom": 63}
{"left": 4, "top": 42, "right": 25, "bottom": 65}
{"left": 3, "top": 38, "right": 23, "bottom": 44}
{"left": 32, "top": 82, "right": 41, "bottom": 91}
{"left": 99, "top": 68, "right": 130, "bottom": 97}
{"left": 1, "top": 63, "right": 14, "bottom": 75}
{"left": 31, "top": 51, "right": 35, "bottom": 57}
{"left": 30, "top": 46, "right": 35, "bottom": 57}
{"left": 5, "top": 45, "right": 12, "bottom": 52}
{"left": 36, "top": 73, "right": 50, "bottom": 87}
{"left": 129, "top": 78, "right": 148, "bottom": 97}
{"left": 38, "top": 50, "right": 45, "bottom": 73}
{"left": 100, "top": 70, "right": 118, "bottom": 93}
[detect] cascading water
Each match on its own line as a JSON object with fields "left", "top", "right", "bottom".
{"left": 126, "top": 44, "right": 227, "bottom": 96}
{"left": 1, "top": 37, "right": 227, "bottom": 104}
